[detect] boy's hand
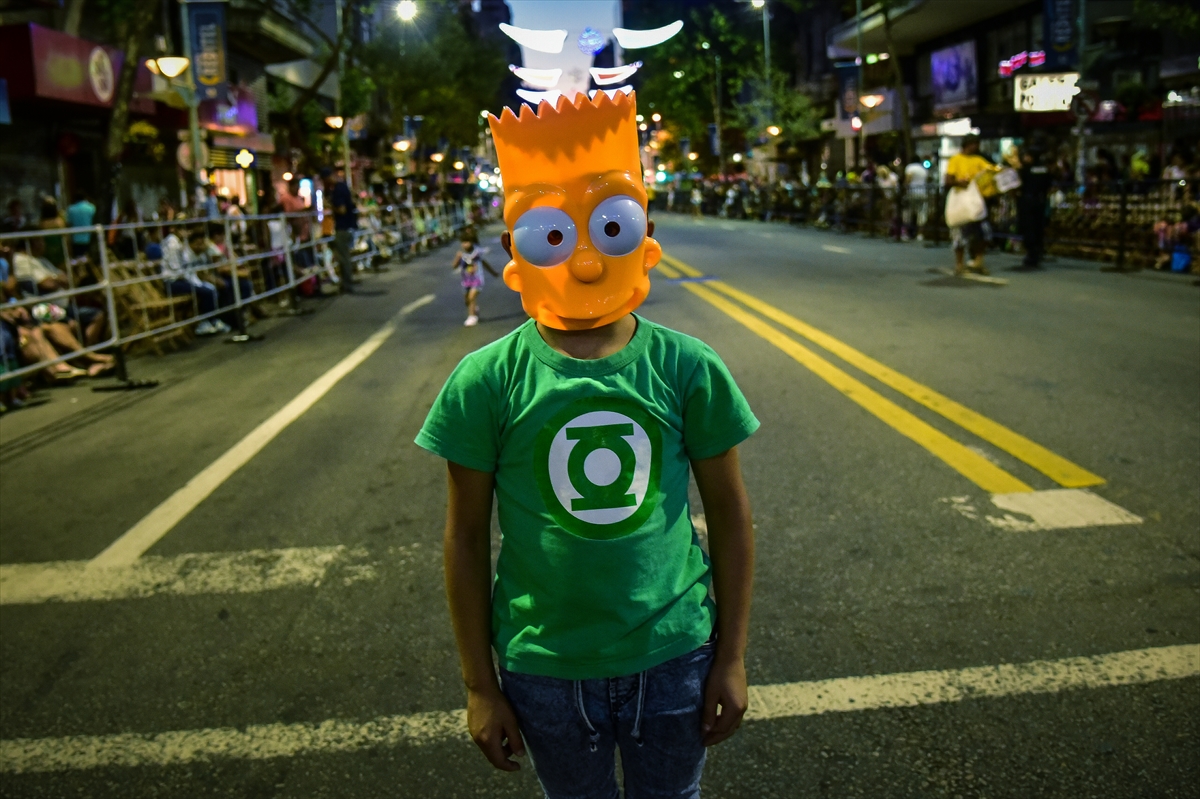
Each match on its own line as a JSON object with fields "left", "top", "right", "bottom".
{"left": 701, "top": 654, "right": 748, "bottom": 746}
{"left": 467, "top": 686, "right": 526, "bottom": 771}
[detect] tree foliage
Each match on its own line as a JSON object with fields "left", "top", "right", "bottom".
{"left": 360, "top": 5, "right": 507, "bottom": 151}
{"left": 636, "top": 7, "right": 757, "bottom": 169}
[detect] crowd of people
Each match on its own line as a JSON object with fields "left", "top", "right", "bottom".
{"left": 0, "top": 173, "right": 489, "bottom": 415}
{"left": 655, "top": 139, "right": 1200, "bottom": 275}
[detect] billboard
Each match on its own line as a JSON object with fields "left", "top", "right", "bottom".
{"left": 1014, "top": 72, "right": 1081, "bottom": 112}
{"left": 188, "top": 2, "right": 228, "bottom": 101}
{"left": 931, "top": 41, "right": 977, "bottom": 113}
{"left": 1043, "top": 0, "right": 1078, "bottom": 71}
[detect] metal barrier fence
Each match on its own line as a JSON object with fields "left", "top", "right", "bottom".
{"left": 0, "top": 198, "right": 495, "bottom": 388}
{"left": 660, "top": 178, "right": 1197, "bottom": 270}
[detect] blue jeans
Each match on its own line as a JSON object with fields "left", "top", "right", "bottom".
{"left": 500, "top": 640, "right": 714, "bottom": 799}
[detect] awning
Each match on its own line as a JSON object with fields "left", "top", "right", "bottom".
{"left": 265, "top": 59, "right": 339, "bottom": 102}
{"left": 827, "top": 0, "right": 1030, "bottom": 59}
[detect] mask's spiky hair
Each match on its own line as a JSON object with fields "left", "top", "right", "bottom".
{"left": 488, "top": 91, "right": 640, "bottom": 188}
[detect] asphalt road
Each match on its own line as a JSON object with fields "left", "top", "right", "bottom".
{"left": 1, "top": 215, "right": 1197, "bottom": 798}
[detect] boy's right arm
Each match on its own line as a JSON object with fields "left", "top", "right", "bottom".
{"left": 444, "top": 461, "right": 526, "bottom": 772}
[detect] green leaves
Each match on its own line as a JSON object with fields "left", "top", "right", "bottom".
{"left": 361, "top": 6, "right": 507, "bottom": 150}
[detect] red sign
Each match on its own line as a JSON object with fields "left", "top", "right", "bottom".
{"left": 0, "top": 24, "right": 126, "bottom": 107}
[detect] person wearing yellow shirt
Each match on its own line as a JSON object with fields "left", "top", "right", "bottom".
{"left": 943, "top": 134, "right": 999, "bottom": 275}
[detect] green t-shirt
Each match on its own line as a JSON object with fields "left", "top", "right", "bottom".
{"left": 416, "top": 315, "right": 759, "bottom": 680}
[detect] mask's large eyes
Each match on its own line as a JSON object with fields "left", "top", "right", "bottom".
{"left": 512, "top": 207, "right": 577, "bottom": 267}
{"left": 588, "top": 195, "right": 647, "bottom": 257}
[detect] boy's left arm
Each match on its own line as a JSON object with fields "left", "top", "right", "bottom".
{"left": 691, "top": 445, "right": 754, "bottom": 747}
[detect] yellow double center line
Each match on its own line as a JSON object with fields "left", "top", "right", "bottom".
{"left": 657, "top": 253, "right": 1104, "bottom": 495}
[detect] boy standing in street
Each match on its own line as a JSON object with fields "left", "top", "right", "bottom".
{"left": 416, "top": 92, "right": 758, "bottom": 797}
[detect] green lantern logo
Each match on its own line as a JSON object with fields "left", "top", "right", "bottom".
{"left": 535, "top": 398, "right": 662, "bottom": 539}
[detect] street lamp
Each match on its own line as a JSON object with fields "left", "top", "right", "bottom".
{"left": 766, "top": 125, "right": 781, "bottom": 136}
{"left": 453, "top": 160, "right": 465, "bottom": 170}
{"left": 672, "top": 70, "right": 685, "bottom": 79}
{"left": 147, "top": 55, "right": 190, "bottom": 78}
{"left": 392, "top": 139, "right": 411, "bottom": 152}
{"left": 652, "top": 113, "right": 662, "bottom": 122}
{"left": 325, "top": 115, "right": 345, "bottom": 129}
{"left": 397, "top": 0, "right": 418, "bottom": 21}
{"left": 430, "top": 153, "right": 445, "bottom": 163}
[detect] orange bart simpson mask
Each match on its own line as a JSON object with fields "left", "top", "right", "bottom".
{"left": 488, "top": 90, "right": 661, "bottom": 330}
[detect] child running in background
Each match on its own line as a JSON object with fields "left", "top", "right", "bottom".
{"left": 451, "top": 229, "right": 499, "bottom": 327}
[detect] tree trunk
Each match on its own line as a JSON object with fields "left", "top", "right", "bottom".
{"left": 101, "top": 0, "right": 158, "bottom": 219}
{"left": 63, "top": 0, "right": 86, "bottom": 36}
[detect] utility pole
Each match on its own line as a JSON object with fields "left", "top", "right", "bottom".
{"left": 856, "top": 0, "right": 864, "bottom": 170}
{"left": 335, "top": 0, "right": 352, "bottom": 190}
{"left": 179, "top": 0, "right": 205, "bottom": 206}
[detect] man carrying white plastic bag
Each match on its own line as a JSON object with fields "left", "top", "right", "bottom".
{"left": 944, "top": 134, "right": 999, "bottom": 276}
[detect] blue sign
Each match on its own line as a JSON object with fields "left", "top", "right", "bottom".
{"left": 835, "top": 63, "right": 859, "bottom": 120}
{"left": 189, "top": 2, "right": 228, "bottom": 101}
{"left": 0, "top": 79, "right": 10, "bottom": 125}
{"left": 1043, "top": 0, "right": 1078, "bottom": 71}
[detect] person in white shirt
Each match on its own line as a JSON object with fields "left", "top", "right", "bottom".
{"left": 154, "top": 227, "right": 229, "bottom": 335}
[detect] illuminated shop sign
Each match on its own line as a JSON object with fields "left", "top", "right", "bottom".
{"left": 998, "top": 50, "right": 1046, "bottom": 78}
{"left": 1014, "top": 72, "right": 1080, "bottom": 112}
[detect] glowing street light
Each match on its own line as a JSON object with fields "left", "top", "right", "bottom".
{"left": 282, "top": 171, "right": 294, "bottom": 181}
{"left": 430, "top": 153, "right": 445, "bottom": 163}
{"left": 732, "top": 152, "right": 743, "bottom": 162}
{"left": 639, "top": 123, "right": 649, "bottom": 131}
{"left": 651, "top": 113, "right": 662, "bottom": 122}
{"left": 392, "top": 139, "right": 411, "bottom": 152}
{"left": 687, "top": 152, "right": 699, "bottom": 161}
{"left": 397, "top": 0, "right": 418, "bottom": 22}
{"left": 324, "top": 115, "right": 344, "bottom": 129}
{"left": 859, "top": 93, "right": 886, "bottom": 109}
{"left": 751, "top": 0, "right": 765, "bottom": 7}
{"left": 480, "top": 110, "right": 490, "bottom": 118}
{"left": 453, "top": 160, "right": 465, "bottom": 170}
{"left": 766, "top": 124, "right": 781, "bottom": 136}
{"left": 672, "top": 70, "right": 685, "bottom": 79}
{"left": 147, "top": 55, "right": 190, "bottom": 78}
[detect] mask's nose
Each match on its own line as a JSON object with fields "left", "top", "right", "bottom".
{"left": 568, "top": 246, "right": 604, "bottom": 283}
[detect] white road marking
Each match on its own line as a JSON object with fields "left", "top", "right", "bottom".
{"left": 942, "top": 489, "right": 1142, "bottom": 531}
{"left": 746, "top": 644, "right": 1197, "bottom": 721}
{"left": 0, "top": 546, "right": 376, "bottom": 605}
{"left": 88, "top": 296, "right": 434, "bottom": 568}
{"left": 3, "top": 644, "right": 1194, "bottom": 774}
{"left": 400, "top": 293, "right": 436, "bottom": 315}
{"left": 822, "top": 244, "right": 851, "bottom": 254}
{"left": 987, "top": 489, "right": 1143, "bottom": 531}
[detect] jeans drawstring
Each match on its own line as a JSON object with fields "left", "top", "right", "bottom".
{"left": 631, "top": 670, "right": 647, "bottom": 746}
{"left": 574, "top": 680, "right": 600, "bottom": 752}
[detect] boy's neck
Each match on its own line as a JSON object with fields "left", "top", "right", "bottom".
{"left": 535, "top": 314, "right": 637, "bottom": 361}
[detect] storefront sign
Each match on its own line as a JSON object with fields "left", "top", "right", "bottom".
{"left": 88, "top": 47, "right": 115, "bottom": 103}
{"left": 1014, "top": 72, "right": 1080, "bottom": 112}
{"left": 199, "top": 83, "right": 257, "bottom": 134}
{"left": 1043, "top": 0, "right": 1078, "bottom": 71}
{"left": 997, "top": 50, "right": 1046, "bottom": 78}
{"left": 188, "top": 3, "right": 228, "bottom": 101}
{"left": 931, "top": 41, "right": 977, "bottom": 112}
{"left": 0, "top": 24, "right": 125, "bottom": 108}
